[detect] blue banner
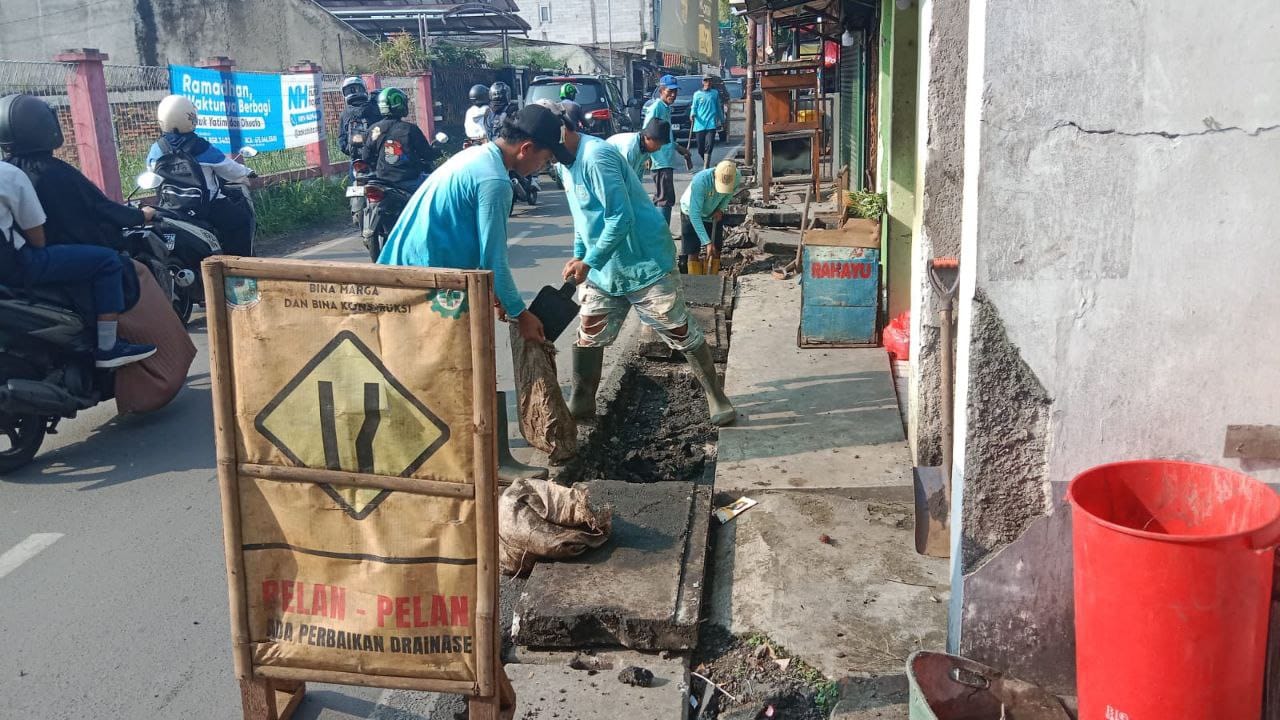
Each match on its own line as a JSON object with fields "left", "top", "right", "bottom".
{"left": 168, "top": 65, "right": 321, "bottom": 153}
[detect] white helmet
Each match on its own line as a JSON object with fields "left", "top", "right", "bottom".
{"left": 157, "top": 94, "right": 198, "bottom": 133}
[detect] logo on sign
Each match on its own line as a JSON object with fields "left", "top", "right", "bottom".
{"left": 809, "top": 261, "right": 874, "bottom": 280}
{"left": 255, "top": 331, "right": 451, "bottom": 519}
{"left": 287, "top": 84, "right": 312, "bottom": 110}
{"left": 1105, "top": 706, "right": 1130, "bottom": 720}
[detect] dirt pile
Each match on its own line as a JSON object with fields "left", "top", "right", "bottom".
{"left": 689, "top": 626, "right": 838, "bottom": 720}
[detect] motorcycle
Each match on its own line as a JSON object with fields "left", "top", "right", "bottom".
{"left": 360, "top": 133, "right": 448, "bottom": 262}
{"left": 510, "top": 172, "right": 540, "bottom": 208}
{"left": 134, "top": 147, "right": 258, "bottom": 325}
{"left": 346, "top": 124, "right": 372, "bottom": 225}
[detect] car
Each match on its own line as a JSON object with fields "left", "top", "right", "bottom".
{"left": 524, "top": 75, "right": 634, "bottom": 137}
{"left": 668, "top": 75, "right": 732, "bottom": 144}
{"left": 725, "top": 79, "right": 745, "bottom": 101}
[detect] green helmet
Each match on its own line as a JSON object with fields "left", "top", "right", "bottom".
{"left": 377, "top": 87, "right": 409, "bottom": 118}
{"left": 559, "top": 82, "right": 578, "bottom": 100}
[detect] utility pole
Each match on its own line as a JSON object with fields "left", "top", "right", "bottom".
{"left": 607, "top": 0, "right": 614, "bottom": 77}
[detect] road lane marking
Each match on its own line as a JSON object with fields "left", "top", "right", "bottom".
{"left": 510, "top": 229, "right": 532, "bottom": 246}
{"left": 0, "top": 533, "right": 63, "bottom": 579}
{"left": 292, "top": 234, "right": 360, "bottom": 258}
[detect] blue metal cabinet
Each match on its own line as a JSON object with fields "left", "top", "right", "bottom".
{"left": 799, "top": 221, "right": 881, "bottom": 347}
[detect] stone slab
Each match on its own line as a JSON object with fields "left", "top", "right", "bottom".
{"left": 506, "top": 650, "right": 690, "bottom": 720}
{"left": 709, "top": 491, "right": 949, "bottom": 680}
{"left": 752, "top": 227, "right": 803, "bottom": 255}
{"left": 513, "top": 479, "right": 709, "bottom": 650}
{"left": 679, "top": 272, "right": 731, "bottom": 310}
{"left": 640, "top": 306, "right": 729, "bottom": 363}
{"left": 717, "top": 275, "right": 912, "bottom": 497}
{"left": 831, "top": 675, "right": 909, "bottom": 719}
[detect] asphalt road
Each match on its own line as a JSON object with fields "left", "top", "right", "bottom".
{"left": 0, "top": 144, "right": 731, "bottom": 719}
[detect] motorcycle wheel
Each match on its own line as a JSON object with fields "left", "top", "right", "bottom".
{"left": 0, "top": 413, "right": 47, "bottom": 474}
{"left": 168, "top": 261, "right": 195, "bottom": 325}
{"left": 528, "top": 186, "right": 539, "bottom": 206}
{"left": 367, "top": 233, "right": 383, "bottom": 263}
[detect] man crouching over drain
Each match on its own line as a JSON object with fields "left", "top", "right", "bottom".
{"left": 553, "top": 106, "right": 736, "bottom": 427}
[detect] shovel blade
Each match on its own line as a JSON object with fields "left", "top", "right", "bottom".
{"left": 913, "top": 466, "right": 951, "bottom": 558}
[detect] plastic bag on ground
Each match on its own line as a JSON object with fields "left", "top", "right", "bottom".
{"left": 884, "top": 311, "right": 910, "bottom": 360}
{"left": 499, "top": 478, "right": 612, "bottom": 577}
{"left": 509, "top": 324, "right": 577, "bottom": 463}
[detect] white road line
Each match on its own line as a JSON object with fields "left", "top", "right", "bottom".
{"left": 510, "top": 229, "right": 533, "bottom": 246}
{"left": 0, "top": 533, "right": 63, "bottom": 580}
{"left": 292, "top": 234, "right": 359, "bottom": 258}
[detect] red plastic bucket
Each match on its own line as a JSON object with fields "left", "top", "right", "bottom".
{"left": 1069, "top": 460, "right": 1280, "bottom": 719}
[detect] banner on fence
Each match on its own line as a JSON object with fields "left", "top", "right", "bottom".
{"left": 169, "top": 65, "right": 321, "bottom": 152}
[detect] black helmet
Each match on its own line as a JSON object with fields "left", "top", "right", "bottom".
{"left": 341, "top": 76, "right": 368, "bottom": 106}
{"left": 0, "top": 94, "right": 64, "bottom": 156}
{"left": 377, "top": 87, "right": 410, "bottom": 119}
{"left": 489, "top": 81, "right": 511, "bottom": 105}
{"left": 469, "top": 84, "right": 490, "bottom": 107}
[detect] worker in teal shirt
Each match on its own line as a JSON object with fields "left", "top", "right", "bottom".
{"left": 605, "top": 117, "right": 671, "bottom": 179}
{"left": 679, "top": 160, "right": 739, "bottom": 275}
{"left": 689, "top": 75, "right": 723, "bottom": 170}
{"left": 641, "top": 75, "right": 692, "bottom": 228}
{"left": 557, "top": 121, "right": 736, "bottom": 427}
{"left": 378, "top": 104, "right": 575, "bottom": 479}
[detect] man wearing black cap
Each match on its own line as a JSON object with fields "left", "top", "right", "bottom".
{"left": 378, "top": 103, "right": 575, "bottom": 480}
{"left": 605, "top": 117, "right": 671, "bottom": 179}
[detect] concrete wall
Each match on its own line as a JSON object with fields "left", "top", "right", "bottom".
{"left": 876, "top": 0, "right": 919, "bottom": 323}
{"left": 517, "top": 0, "right": 647, "bottom": 46}
{"left": 950, "top": 0, "right": 1280, "bottom": 692}
{"left": 0, "top": 0, "right": 377, "bottom": 72}
{"left": 907, "top": 0, "right": 967, "bottom": 467}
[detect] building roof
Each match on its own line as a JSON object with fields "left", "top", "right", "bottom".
{"left": 314, "top": 0, "right": 531, "bottom": 37}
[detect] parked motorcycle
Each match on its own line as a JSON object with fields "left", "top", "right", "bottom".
{"left": 134, "top": 147, "right": 258, "bottom": 324}
{"left": 360, "top": 133, "right": 448, "bottom": 262}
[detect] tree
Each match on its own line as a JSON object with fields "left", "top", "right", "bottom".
{"left": 720, "top": 0, "right": 747, "bottom": 66}
{"left": 508, "top": 48, "right": 562, "bottom": 71}
{"left": 376, "top": 33, "right": 489, "bottom": 73}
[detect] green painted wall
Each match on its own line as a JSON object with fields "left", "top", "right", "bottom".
{"left": 877, "top": 0, "right": 919, "bottom": 321}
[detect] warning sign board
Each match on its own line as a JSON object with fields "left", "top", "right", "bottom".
{"left": 203, "top": 258, "right": 502, "bottom": 702}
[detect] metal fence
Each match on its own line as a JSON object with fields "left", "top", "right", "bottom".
{"left": 0, "top": 61, "right": 80, "bottom": 167}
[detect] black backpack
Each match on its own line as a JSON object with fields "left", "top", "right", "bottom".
{"left": 152, "top": 136, "right": 210, "bottom": 219}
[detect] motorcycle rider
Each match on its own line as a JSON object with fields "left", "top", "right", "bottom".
{"left": 487, "top": 81, "right": 539, "bottom": 204}
{"left": 559, "top": 83, "right": 583, "bottom": 129}
{"left": 145, "top": 95, "right": 255, "bottom": 255}
{"left": 361, "top": 87, "right": 442, "bottom": 194}
{"left": 464, "top": 84, "right": 493, "bottom": 145}
{"left": 2, "top": 95, "right": 158, "bottom": 250}
{"left": 0, "top": 96, "right": 156, "bottom": 368}
{"left": 337, "top": 76, "right": 382, "bottom": 160}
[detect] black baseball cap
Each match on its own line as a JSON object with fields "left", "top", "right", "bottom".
{"left": 641, "top": 117, "right": 670, "bottom": 142}
{"left": 509, "top": 103, "right": 575, "bottom": 165}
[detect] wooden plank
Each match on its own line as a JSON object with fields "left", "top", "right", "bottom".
{"left": 204, "top": 259, "right": 254, "bottom": 681}
{"left": 764, "top": 120, "right": 820, "bottom": 133}
{"left": 467, "top": 272, "right": 499, "bottom": 699}
{"left": 238, "top": 463, "right": 476, "bottom": 499}
{"left": 1224, "top": 425, "right": 1280, "bottom": 460}
{"left": 760, "top": 72, "right": 818, "bottom": 90}
{"left": 254, "top": 665, "right": 477, "bottom": 694}
{"left": 274, "top": 681, "right": 305, "bottom": 720}
{"left": 216, "top": 256, "right": 472, "bottom": 290}
{"left": 239, "top": 678, "right": 277, "bottom": 720}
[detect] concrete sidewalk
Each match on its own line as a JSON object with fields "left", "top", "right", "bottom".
{"left": 717, "top": 274, "right": 913, "bottom": 499}
{"left": 710, "top": 274, "right": 946, "bottom": 719}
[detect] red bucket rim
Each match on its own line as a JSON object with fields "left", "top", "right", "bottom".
{"left": 1067, "top": 459, "right": 1280, "bottom": 546}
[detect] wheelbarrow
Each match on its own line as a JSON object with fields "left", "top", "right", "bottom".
{"left": 907, "top": 652, "right": 1072, "bottom": 720}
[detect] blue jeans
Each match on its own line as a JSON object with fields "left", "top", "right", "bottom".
{"left": 18, "top": 244, "right": 126, "bottom": 316}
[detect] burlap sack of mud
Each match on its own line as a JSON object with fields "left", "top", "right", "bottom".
{"left": 224, "top": 276, "right": 482, "bottom": 682}
{"left": 115, "top": 260, "right": 196, "bottom": 414}
{"left": 498, "top": 478, "right": 612, "bottom": 576}
{"left": 508, "top": 324, "right": 577, "bottom": 464}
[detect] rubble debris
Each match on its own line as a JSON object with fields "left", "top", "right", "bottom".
{"left": 690, "top": 626, "right": 837, "bottom": 720}
{"left": 567, "top": 653, "right": 614, "bottom": 672}
{"left": 617, "top": 666, "right": 655, "bottom": 687}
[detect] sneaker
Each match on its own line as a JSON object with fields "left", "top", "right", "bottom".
{"left": 95, "top": 340, "right": 158, "bottom": 368}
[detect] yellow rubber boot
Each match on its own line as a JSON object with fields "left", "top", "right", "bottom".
{"left": 708, "top": 257, "right": 721, "bottom": 275}
{"left": 688, "top": 258, "right": 706, "bottom": 275}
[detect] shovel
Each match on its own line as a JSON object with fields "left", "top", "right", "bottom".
{"left": 528, "top": 280, "right": 580, "bottom": 343}
{"left": 913, "top": 257, "right": 960, "bottom": 558}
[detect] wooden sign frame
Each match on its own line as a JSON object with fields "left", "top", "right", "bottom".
{"left": 202, "top": 258, "right": 514, "bottom": 720}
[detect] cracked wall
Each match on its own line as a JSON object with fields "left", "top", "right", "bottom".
{"left": 951, "top": 0, "right": 1280, "bottom": 692}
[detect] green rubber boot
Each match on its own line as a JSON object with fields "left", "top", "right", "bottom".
{"left": 567, "top": 346, "right": 605, "bottom": 419}
{"left": 496, "top": 391, "right": 548, "bottom": 482}
{"left": 685, "top": 342, "right": 736, "bottom": 427}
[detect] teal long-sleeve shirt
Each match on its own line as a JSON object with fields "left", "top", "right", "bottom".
{"left": 605, "top": 132, "right": 647, "bottom": 178}
{"left": 679, "top": 167, "right": 736, "bottom": 247}
{"left": 377, "top": 143, "right": 525, "bottom": 316}
{"left": 563, "top": 134, "right": 675, "bottom": 296}
{"left": 641, "top": 99, "right": 676, "bottom": 170}
{"left": 690, "top": 89, "right": 722, "bottom": 132}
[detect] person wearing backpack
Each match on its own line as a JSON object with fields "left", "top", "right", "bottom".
{"left": 361, "top": 87, "right": 442, "bottom": 194}
{"left": 337, "top": 77, "right": 382, "bottom": 160}
{"left": 145, "top": 95, "right": 255, "bottom": 255}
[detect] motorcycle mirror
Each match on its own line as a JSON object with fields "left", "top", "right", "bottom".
{"left": 238, "top": 146, "right": 259, "bottom": 158}
{"left": 434, "top": 132, "right": 449, "bottom": 144}
{"left": 136, "top": 170, "right": 164, "bottom": 190}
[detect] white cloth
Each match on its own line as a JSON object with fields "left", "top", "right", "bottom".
{"left": 0, "top": 161, "right": 46, "bottom": 250}
{"left": 465, "top": 106, "right": 494, "bottom": 140}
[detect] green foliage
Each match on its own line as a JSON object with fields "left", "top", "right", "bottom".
{"left": 376, "top": 33, "right": 488, "bottom": 73}
{"left": 721, "top": 0, "right": 748, "bottom": 66}
{"left": 509, "top": 48, "right": 562, "bottom": 71}
{"left": 253, "top": 177, "right": 347, "bottom": 238}
{"left": 814, "top": 681, "right": 841, "bottom": 713}
{"left": 429, "top": 42, "right": 489, "bottom": 67}
{"left": 846, "top": 190, "right": 887, "bottom": 220}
